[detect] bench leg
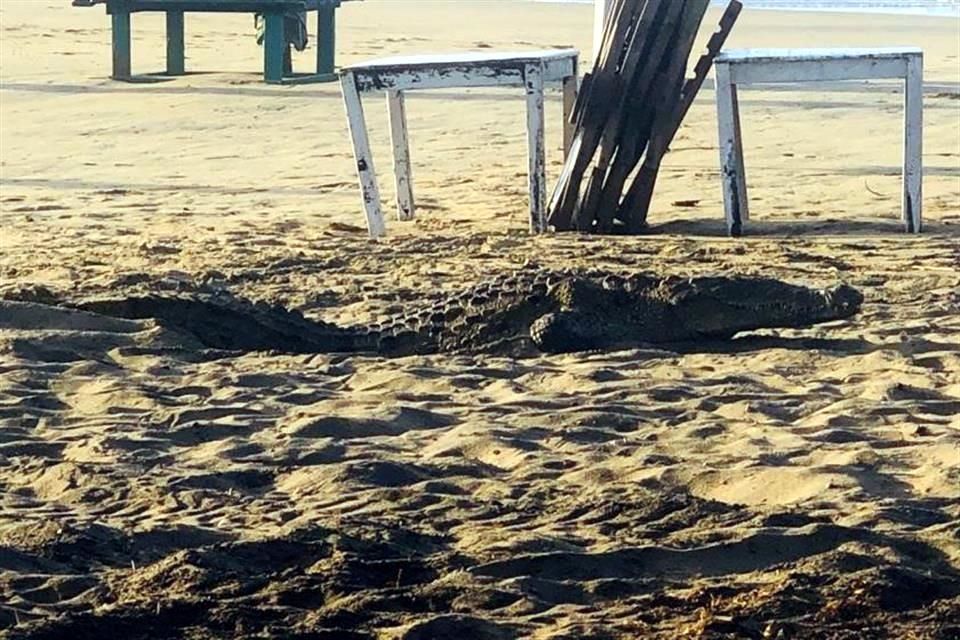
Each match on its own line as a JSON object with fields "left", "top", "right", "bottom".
{"left": 715, "top": 62, "right": 749, "bottom": 237}
{"left": 525, "top": 62, "right": 547, "bottom": 234}
{"left": 562, "top": 71, "right": 578, "bottom": 160}
{"left": 387, "top": 90, "right": 415, "bottom": 221}
{"left": 317, "top": 4, "right": 336, "bottom": 75}
{"left": 111, "top": 10, "right": 132, "bottom": 80}
{"left": 165, "top": 11, "right": 185, "bottom": 75}
{"left": 263, "top": 11, "right": 285, "bottom": 83}
{"left": 341, "top": 72, "right": 386, "bottom": 237}
{"left": 903, "top": 53, "right": 923, "bottom": 233}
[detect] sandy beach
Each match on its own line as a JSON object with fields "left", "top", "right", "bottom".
{"left": 1, "top": 1, "right": 959, "bottom": 638}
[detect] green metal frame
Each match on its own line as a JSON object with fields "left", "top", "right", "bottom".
{"left": 94, "top": 0, "right": 343, "bottom": 83}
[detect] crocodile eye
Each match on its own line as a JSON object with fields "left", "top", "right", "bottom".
{"left": 602, "top": 275, "right": 624, "bottom": 290}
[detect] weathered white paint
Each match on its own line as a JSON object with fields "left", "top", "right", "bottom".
{"left": 714, "top": 62, "right": 748, "bottom": 236}
{"left": 716, "top": 47, "right": 922, "bottom": 64}
{"left": 387, "top": 89, "right": 415, "bottom": 221}
{"left": 345, "top": 52, "right": 577, "bottom": 93}
{"left": 340, "top": 50, "right": 580, "bottom": 237}
{"left": 340, "top": 72, "right": 386, "bottom": 238}
{"left": 904, "top": 53, "right": 923, "bottom": 233}
{"left": 714, "top": 48, "right": 924, "bottom": 236}
{"left": 345, "top": 50, "right": 578, "bottom": 69}
{"left": 717, "top": 48, "right": 920, "bottom": 84}
{"left": 525, "top": 62, "right": 547, "bottom": 233}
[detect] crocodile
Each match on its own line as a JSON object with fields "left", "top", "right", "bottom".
{"left": 51, "top": 268, "right": 863, "bottom": 356}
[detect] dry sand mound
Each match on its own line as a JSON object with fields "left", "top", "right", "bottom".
{"left": 2, "top": 243, "right": 958, "bottom": 638}
{"left": 2, "top": 2, "right": 959, "bottom": 637}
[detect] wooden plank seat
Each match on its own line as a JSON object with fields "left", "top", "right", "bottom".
{"left": 72, "top": 0, "right": 348, "bottom": 84}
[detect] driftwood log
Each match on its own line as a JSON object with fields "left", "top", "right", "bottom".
{"left": 548, "top": 0, "right": 743, "bottom": 233}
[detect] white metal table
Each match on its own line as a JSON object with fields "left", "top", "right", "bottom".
{"left": 714, "top": 47, "right": 924, "bottom": 236}
{"left": 340, "top": 50, "right": 579, "bottom": 237}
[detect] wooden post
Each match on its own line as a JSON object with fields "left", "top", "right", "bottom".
{"left": 263, "top": 11, "right": 285, "bottom": 83}
{"left": 625, "top": 0, "right": 743, "bottom": 228}
{"left": 548, "top": 0, "right": 640, "bottom": 231}
{"left": 591, "top": 0, "right": 692, "bottom": 231}
{"left": 317, "top": 3, "right": 336, "bottom": 76}
{"left": 111, "top": 9, "right": 132, "bottom": 80}
{"left": 341, "top": 72, "right": 386, "bottom": 237}
{"left": 903, "top": 52, "right": 923, "bottom": 233}
{"left": 715, "top": 61, "right": 749, "bottom": 237}
{"left": 387, "top": 90, "right": 415, "bottom": 221}
{"left": 594, "top": 0, "right": 612, "bottom": 60}
{"left": 165, "top": 10, "right": 185, "bottom": 75}
{"left": 525, "top": 62, "right": 547, "bottom": 233}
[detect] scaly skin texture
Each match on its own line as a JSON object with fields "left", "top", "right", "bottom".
{"left": 63, "top": 268, "right": 863, "bottom": 356}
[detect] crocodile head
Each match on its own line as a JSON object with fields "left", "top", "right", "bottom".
{"left": 661, "top": 276, "right": 863, "bottom": 338}
{"left": 529, "top": 275, "right": 863, "bottom": 353}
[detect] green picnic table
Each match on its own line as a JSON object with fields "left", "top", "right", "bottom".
{"left": 72, "top": 0, "right": 348, "bottom": 84}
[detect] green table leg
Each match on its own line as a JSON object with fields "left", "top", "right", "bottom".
{"left": 263, "top": 11, "right": 285, "bottom": 83}
{"left": 166, "top": 11, "right": 185, "bottom": 75}
{"left": 283, "top": 45, "right": 293, "bottom": 76}
{"left": 111, "top": 10, "right": 131, "bottom": 80}
{"left": 317, "top": 5, "right": 336, "bottom": 75}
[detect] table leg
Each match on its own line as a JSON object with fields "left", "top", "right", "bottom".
{"left": 166, "top": 11, "right": 185, "bottom": 76}
{"left": 525, "top": 62, "right": 547, "bottom": 233}
{"left": 903, "top": 53, "right": 923, "bottom": 233}
{"left": 387, "top": 90, "right": 415, "bottom": 221}
{"left": 111, "top": 10, "right": 132, "bottom": 80}
{"left": 341, "top": 72, "right": 386, "bottom": 237}
{"left": 715, "top": 62, "right": 748, "bottom": 237}
{"left": 562, "top": 72, "right": 578, "bottom": 159}
{"left": 317, "top": 4, "right": 336, "bottom": 76}
{"left": 263, "top": 11, "right": 285, "bottom": 83}
{"left": 283, "top": 45, "right": 293, "bottom": 76}
{"left": 730, "top": 83, "right": 749, "bottom": 222}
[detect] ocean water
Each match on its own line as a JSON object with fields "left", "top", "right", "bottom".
{"left": 537, "top": 0, "right": 960, "bottom": 18}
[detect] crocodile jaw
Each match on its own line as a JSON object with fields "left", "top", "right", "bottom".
{"left": 670, "top": 278, "right": 864, "bottom": 337}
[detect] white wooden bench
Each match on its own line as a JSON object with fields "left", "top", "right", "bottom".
{"left": 340, "top": 50, "right": 579, "bottom": 237}
{"left": 714, "top": 47, "right": 924, "bottom": 236}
